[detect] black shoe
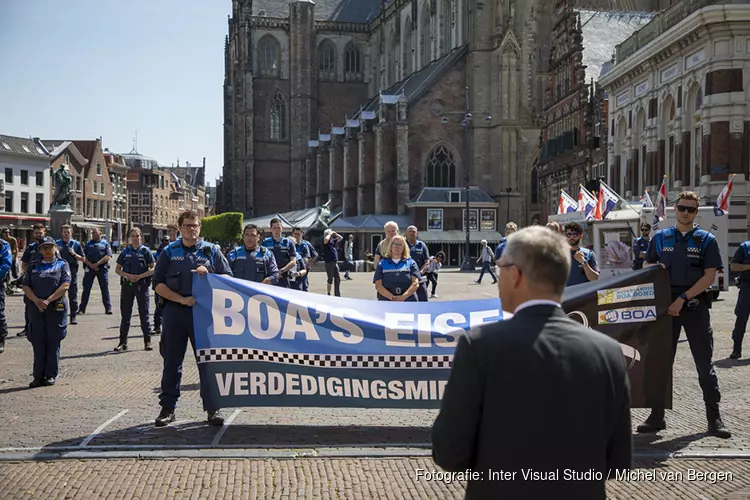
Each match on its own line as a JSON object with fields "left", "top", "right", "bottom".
{"left": 155, "top": 407, "right": 175, "bottom": 427}
{"left": 730, "top": 344, "right": 741, "bottom": 359}
{"left": 0, "top": 340, "right": 4, "bottom": 353}
{"left": 78, "top": 308, "right": 86, "bottom": 315}
{"left": 708, "top": 418, "right": 731, "bottom": 439}
{"left": 207, "top": 410, "right": 225, "bottom": 426}
{"left": 637, "top": 415, "right": 666, "bottom": 433}
{"left": 43, "top": 377, "right": 56, "bottom": 386}
{"left": 114, "top": 343, "right": 127, "bottom": 352}
{"left": 492, "top": 280, "right": 497, "bottom": 284}
{"left": 145, "top": 341, "right": 153, "bottom": 351}
{"left": 17, "top": 329, "right": 26, "bottom": 337}
{"left": 152, "top": 327, "right": 161, "bottom": 336}
{"left": 29, "top": 379, "right": 42, "bottom": 388}
{"left": 105, "top": 309, "right": 113, "bottom": 315}
{"left": 70, "top": 317, "right": 78, "bottom": 325}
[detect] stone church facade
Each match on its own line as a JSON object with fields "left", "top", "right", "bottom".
{"left": 219, "top": 0, "right": 656, "bottom": 224}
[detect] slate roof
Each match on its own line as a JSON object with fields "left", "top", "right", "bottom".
{"left": 43, "top": 140, "right": 88, "bottom": 166}
{"left": 407, "top": 187, "right": 497, "bottom": 204}
{"left": 0, "top": 134, "right": 50, "bottom": 159}
{"left": 253, "top": 0, "right": 383, "bottom": 23}
{"left": 42, "top": 139, "right": 98, "bottom": 161}
{"left": 354, "top": 44, "right": 468, "bottom": 118}
{"left": 243, "top": 206, "right": 338, "bottom": 230}
{"left": 578, "top": 10, "right": 654, "bottom": 84}
{"left": 330, "top": 214, "right": 413, "bottom": 231}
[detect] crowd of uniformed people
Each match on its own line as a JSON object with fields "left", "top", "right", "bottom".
{"left": 0, "top": 189, "right": 742, "bottom": 437}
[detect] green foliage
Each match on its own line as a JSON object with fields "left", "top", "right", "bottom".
{"left": 201, "top": 212, "right": 243, "bottom": 247}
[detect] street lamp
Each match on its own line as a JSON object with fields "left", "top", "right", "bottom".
{"left": 440, "top": 86, "right": 492, "bottom": 271}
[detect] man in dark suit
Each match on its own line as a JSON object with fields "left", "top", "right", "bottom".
{"left": 432, "top": 226, "right": 632, "bottom": 500}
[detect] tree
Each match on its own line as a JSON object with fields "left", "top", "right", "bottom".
{"left": 200, "top": 212, "right": 243, "bottom": 248}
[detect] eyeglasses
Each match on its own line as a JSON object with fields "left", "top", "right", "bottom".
{"left": 676, "top": 205, "right": 698, "bottom": 214}
{"left": 497, "top": 262, "right": 520, "bottom": 274}
{"left": 182, "top": 223, "right": 200, "bottom": 229}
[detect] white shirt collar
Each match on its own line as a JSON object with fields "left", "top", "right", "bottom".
{"left": 513, "top": 299, "right": 561, "bottom": 314}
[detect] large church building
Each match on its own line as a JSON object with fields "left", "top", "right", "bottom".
{"left": 218, "top": 0, "right": 664, "bottom": 229}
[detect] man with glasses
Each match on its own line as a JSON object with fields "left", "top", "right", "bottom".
{"left": 564, "top": 222, "right": 599, "bottom": 287}
{"left": 632, "top": 223, "right": 651, "bottom": 270}
{"left": 153, "top": 210, "right": 233, "bottom": 427}
{"left": 638, "top": 191, "right": 730, "bottom": 438}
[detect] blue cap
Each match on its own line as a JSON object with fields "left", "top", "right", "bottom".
{"left": 39, "top": 236, "right": 57, "bottom": 247}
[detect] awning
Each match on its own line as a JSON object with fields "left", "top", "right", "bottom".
{"left": 420, "top": 230, "right": 504, "bottom": 244}
{"left": 73, "top": 221, "right": 105, "bottom": 230}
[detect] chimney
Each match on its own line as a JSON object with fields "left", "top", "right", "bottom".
{"left": 203, "top": 157, "right": 206, "bottom": 168}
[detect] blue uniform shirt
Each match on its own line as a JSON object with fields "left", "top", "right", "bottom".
{"left": 0, "top": 239, "right": 12, "bottom": 280}
{"left": 56, "top": 238, "right": 84, "bottom": 271}
{"left": 262, "top": 236, "right": 296, "bottom": 271}
{"left": 21, "top": 241, "right": 44, "bottom": 265}
{"left": 323, "top": 235, "right": 340, "bottom": 262}
{"left": 22, "top": 258, "right": 71, "bottom": 299}
{"left": 303, "top": 240, "right": 318, "bottom": 260}
{"left": 647, "top": 225, "right": 723, "bottom": 292}
{"left": 153, "top": 238, "right": 232, "bottom": 297}
{"left": 117, "top": 245, "right": 155, "bottom": 275}
{"left": 84, "top": 238, "right": 113, "bottom": 269}
{"left": 408, "top": 239, "right": 430, "bottom": 271}
{"left": 495, "top": 239, "right": 507, "bottom": 261}
{"left": 632, "top": 236, "right": 650, "bottom": 270}
{"left": 227, "top": 245, "right": 279, "bottom": 284}
{"left": 373, "top": 257, "right": 421, "bottom": 299}
{"left": 295, "top": 241, "right": 311, "bottom": 261}
{"left": 732, "top": 241, "right": 750, "bottom": 285}
{"left": 567, "top": 247, "right": 600, "bottom": 287}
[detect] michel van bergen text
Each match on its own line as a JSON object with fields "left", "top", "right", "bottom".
{"left": 415, "top": 469, "right": 734, "bottom": 484}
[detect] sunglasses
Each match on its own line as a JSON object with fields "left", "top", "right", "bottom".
{"left": 676, "top": 205, "right": 698, "bottom": 214}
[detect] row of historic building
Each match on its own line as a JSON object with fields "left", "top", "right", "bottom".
{"left": 0, "top": 133, "right": 208, "bottom": 248}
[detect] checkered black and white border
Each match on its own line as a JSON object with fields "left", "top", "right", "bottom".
{"left": 195, "top": 348, "right": 453, "bottom": 369}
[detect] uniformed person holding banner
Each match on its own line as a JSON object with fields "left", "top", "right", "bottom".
{"left": 638, "top": 191, "right": 730, "bottom": 438}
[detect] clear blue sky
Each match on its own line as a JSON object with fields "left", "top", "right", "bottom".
{"left": 0, "top": 0, "right": 231, "bottom": 185}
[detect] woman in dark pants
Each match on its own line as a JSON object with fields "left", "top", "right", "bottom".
{"left": 323, "top": 228, "right": 342, "bottom": 296}
{"left": 426, "top": 251, "right": 444, "bottom": 298}
{"left": 22, "top": 237, "right": 71, "bottom": 387}
{"left": 374, "top": 235, "right": 421, "bottom": 301}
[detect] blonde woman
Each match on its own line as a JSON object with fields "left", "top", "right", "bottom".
{"left": 373, "top": 221, "right": 400, "bottom": 267}
{"left": 373, "top": 235, "right": 421, "bottom": 301}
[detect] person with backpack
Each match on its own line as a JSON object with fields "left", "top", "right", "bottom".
{"left": 474, "top": 240, "right": 497, "bottom": 284}
{"left": 114, "top": 227, "right": 155, "bottom": 352}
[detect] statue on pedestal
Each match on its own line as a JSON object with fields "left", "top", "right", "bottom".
{"left": 51, "top": 164, "right": 73, "bottom": 208}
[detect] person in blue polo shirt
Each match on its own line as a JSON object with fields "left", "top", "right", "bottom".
{"left": 22, "top": 237, "right": 70, "bottom": 387}
{"left": 228, "top": 224, "right": 279, "bottom": 284}
{"left": 115, "top": 227, "right": 155, "bottom": 352}
{"left": 494, "top": 222, "right": 518, "bottom": 263}
{"left": 632, "top": 223, "right": 651, "bottom": 270}
{"left": 374, "top": 235, "right": 421, "bottom": 301}
{"left": 56, "top": 224, "right": 84, "bottom": 325}
{"left": 79, "top": 227, "right": 113, "bottom": 315}
{"left": 0, "top": 237, "right": 12, "bottom": 353}
{"left": 153, "top": 210, "right": 232, "bottom": 428}
{"left": 405, "top": 225, "right": 430, "bottom": 302}
{"left": 564, "top": 222, "right": 599, "bottom": 287}
{"left": 262, "top": 218, "right": 297, "bottom": 288}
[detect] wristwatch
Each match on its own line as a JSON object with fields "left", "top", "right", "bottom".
{"left": 680, "top": 293, "right": 688, "bottom": 301}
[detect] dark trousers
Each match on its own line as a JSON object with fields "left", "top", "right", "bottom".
{"left": 0, "top": 285, "right": 6, "bottom": 340}
{"left": 289, "top": 278, "right": 303, "bottom": 290}
{"left": 154, "top": 296, "right": 164, "bottom": 330}
{"left": 325, "top": 261, "right": 341, "bottom": 296}
{"left": 731, "top": 285, "right": 750, "bottom": 347}
{"left": 344, "top": 259, "right": 353, "bottom": 278}
{"left": 652, "top": 295, "right": 721, "bottom": 419}
{"left": 477, "top": 261, "right": 497, "bottom": 283}
{"left": 80, "top": 266, "right": 111, "bottom": 311}
{"left": 301, "top": 275, "right": 310, "bottom": 291}
{"left": 416, "top": 282, "right": 429, "bottom": 302}
{"left": 159, "top": 302, "right": 212, "bottom": 411}
{"left": 68, "top": 270, "right": 78, "bottom": 319}
{"left": 28, "top": 301, "right": 67, "bottom": 380}
{"left": 426, "top": 272, "right": 439, "bottom": 295}
{"left": 119, "top": 282, "right": 151, "bottom": 344}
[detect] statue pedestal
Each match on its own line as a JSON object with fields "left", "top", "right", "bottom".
{"left": 49, "top": 205, "right": 74, "bottom": 238}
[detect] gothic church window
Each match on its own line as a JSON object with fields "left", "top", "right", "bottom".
{"left": 258, "top": 35, "right": 280, "bottom": 77}
{"left": 269, "top": 92, "right": 287, "bottom": 141}
{"left": 420, "top": 2, "right": 432, "bottom": 67}
{"left": 531, "top": 167, "right": 538, "bottom": 204}
{"left": 344, "top": 42, "right": 363, "bottom": 81}
{"left": 403, "top": 18, "right": 413, "bottom": 75}
{"left": 318, "top": 40, "right": 336, "bottom": 81}
{"left": 424, "top": 143, "right": 457, "bottom": 188}
{"left": 441, "top": 0, "right": 452, "bottom": 54}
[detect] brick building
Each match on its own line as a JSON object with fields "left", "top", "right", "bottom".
{"left": 127, "top": 167, "right": 183, "bottom": 246}
{"left": 104, "top": 150, "right": 129, "bottom": 246}
{"left": 598, "top": 0, "right": 750, "bottom": 253}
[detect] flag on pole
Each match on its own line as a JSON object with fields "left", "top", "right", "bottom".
{"left": 653, "top": 176, "right": 667, "bottom": 229}
{"left": 641, "top": 190, "right": 653, "bottom": 208}
{"left": 558, "top": 189, "right": 578, "bottom": 214}
{"left": 714, "top": 174, "right": 735, "bottom": 216}
{"left": 578, "top": 185, "right": 598, "bottom": 219}
{"left": 593, "top": 181, "right": 619, "bottom": 220}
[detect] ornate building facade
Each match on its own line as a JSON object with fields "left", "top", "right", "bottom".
{"left": 220, "top": 0, "right": 665, "bottom": 224}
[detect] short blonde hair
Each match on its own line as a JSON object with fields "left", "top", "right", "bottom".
{"left": 677, "top": 191, "right": 700, "bottom": 205}
{"left": 505, "top": 222, "right": 518, "bottom": 231}
{"left": 386, "top": 234, "right": 410, "bottom": 259}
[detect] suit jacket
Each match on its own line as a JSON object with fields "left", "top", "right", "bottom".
{"left": 431, "top": 304, "right": 632, "bottom": 500}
